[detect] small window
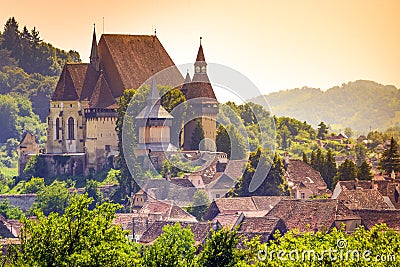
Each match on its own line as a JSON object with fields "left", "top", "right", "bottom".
{"left": 105, "top": 145, "right": 110, "bottom": 151}
{"left": 68, "top": 117, "right": 75, "bottom": 140}
{"left": 216, "top": 194, "right": 220, "bottom": 198}
{"left": 301, "top": 192, "right": 305, "bottom": 199}
{"left": 198, "top": 180, "right": 200, "bottom": 185}
{"left": 70, "top": 104, "right": 73, "bottom": 108}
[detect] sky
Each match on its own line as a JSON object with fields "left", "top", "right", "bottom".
{"left": 1, "top": 0, "right": 400, "bottom": 95}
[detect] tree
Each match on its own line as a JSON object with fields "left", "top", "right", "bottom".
{"left": 323, "top": 149, "right": 337, "bottom": 190}
{"left": 191, "top": 121, "right": 205, "bottom": 150}
{"left": 143, "top": 223, "right": 196, "bottom": 267}
{"left": 0, "top": 199, "right": 23, "bottom": 219}
{"left": 216, "top": 124, "right": 230, "bottom": 156}
{"left": 22, "top": 176, "right": 45, "bottom": 193}
{"left": 344, "top": 127, "right": 353, "bottom": 138}
{"left": 234, "top": 148, "right": 289, "bottom": 197}
{"left": 23, "top": 155, "right": 48, "bottom": 179}
{"left": 358, "top": 160, "right": 373, "bottom": 180}
{"left": 35, "top": 181, "right": 71, "bottom": 216}
{"left": 187, "top": 190, "right": 210, "bottom": 221}
{"left": 84, "top": 180, "right": 103, "bottom": 210}
{"left": 197, "top": 228, "right": 240, "bottom": 267}
{"left": 355, "top": 143, "right": 367, "bottom": 166}
{"left": 379, "top": 137, "right": 400, "bottom": 174}
{"left": 226, "top": 124, "right": 247, "bottom": 160}
{"left": 317, "top": 121, "right": 328, "bottom": 140}
{"left": 9, "top": 194, "right": 142, "bottom": 266}
{"left": 333, "top": 159, "right": 358, "bottom": 187}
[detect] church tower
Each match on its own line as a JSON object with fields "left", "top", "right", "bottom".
{"left": 182, "top": 39, "right": 218, "bottom": 151}
{"left": 136, "top": 77, "right": 177, "bottom": 156}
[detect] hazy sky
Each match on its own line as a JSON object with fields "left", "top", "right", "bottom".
{"left": 1, "top": 0, "right": 399, "bottom": 94}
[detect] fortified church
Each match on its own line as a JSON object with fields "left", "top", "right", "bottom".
{"left": 18, "top": 27, "right": 218, "bottom": 177}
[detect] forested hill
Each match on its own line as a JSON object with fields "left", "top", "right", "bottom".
{"left": 0, "top": 17, "right": 81, "bottom": 123}
{"left": 250, "top": 80, "right": 400, "bottom": 133}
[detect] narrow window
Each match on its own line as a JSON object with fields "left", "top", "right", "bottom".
{"left": 56, "top": 118, "right": 60, "bottom": 140}
{"left": 68, "top": 117, "right": 75, "bottom": 140}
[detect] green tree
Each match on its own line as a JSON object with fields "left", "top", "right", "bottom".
{"left": 216, "top": 124, "right": 230, "bottom": 156}
{"left": 191, "top": 121, "right": 205, "bottom": 150}
{"left": 0, "top": 199, "right": 23, "bottom": 219}
{"left": 323, "top": 149, "right": 337, "bottom": 190}
{"left": 358, "top": 160, "right": 373, "bottom": 180}
{"left": 9, "top": 194, "right": 142, "bottom": 266}
{"left": 23, "top": 155, "right": 48, "bottom": 179}
{"left": 22, "top": 176, "right": 45, "bottom": 193}
{"left": 235, "top": 148, "right": 288, "bottom": 197}
{"left": 333, "top": 159, "right": 358, "bottom": 187}
{"left": 35, "top": 181, "right": 71, "bottom": 216}
{"left": 344, "top": 127, "right": 353, "bottom": 138}
{"left": 227, "top": 124, "right": 247, "bottom": 160}
{"left": 187, "top": 190, "right": 210, "bottom": 221}
{"left": 317, "top": 121, "right": 328, "bottom": 140}
{"left": 197, "top": 228, "right": 240, "bottom": 267}
{"left": 143, "top": 223, "right": 196, "bottom": 267}
{"left": 379, "top": 137, "right": 400, "bottom": 174}
{"left": 84, "top": 180, "right": 103, "bottom": 210}
{"left": 355, "top": 143, "right": 368, "bottom": 166}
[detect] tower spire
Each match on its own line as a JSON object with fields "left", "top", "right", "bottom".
{"left": 148, "top": 77, "right": 160, "bottom": 105}
{"left": 90, "top": 24, "right": 100, "bottom": 71}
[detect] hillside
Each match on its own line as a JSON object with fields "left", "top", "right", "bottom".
{"left": 251, "top": 80, "right": 400, "bottom": 133}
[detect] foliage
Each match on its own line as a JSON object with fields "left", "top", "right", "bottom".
{"left": 0, "top": 199, "right": 23, "bottom": 219}
{"left": 143, "top": 222, "right": 196, "bottom": 267}
{"left": 101, "top": 168, "right": 120, "bottom": 186}
{"left": 1, "top": 17, "right": 81, "bottom": 76}
{"left": 357, "top": 160, "right": 373, "bottom": 180}
{"left": 191, "top": 121, "right": 205, "bottom": 150}
{"left": 23, "top": 155, "right": 47, "bottom": 180}
{"left": 317, "top": 121, "right": 328, "bottom": 140}
{"left": 22, "top": 176, "right": 45, "bottom": 193}
{"left": 187, "top": 190, "right": 210, "bottom": 221}
{"left": 233, "top": 148, "right": 289, "bottom": 197}
{"left": 216, "top": 124, "right": 230, "bottom": 156}
{"left": 251, "top": 80, "right": 400, "bottom": 132}
{"left": 161, "top": 155, "right": 198, "bottom": 178}
{"left": 309, "top": 148, "right": 337, "bottom": 190}
{"left": 333, "top": 159, "right": 358, "bottom": 187}
{"left": 379, "top": 137, "right": 400, "bottom": 174}
{"left": 84, "top": 180, "right": 103, "bottom": 210}
{"left": 35, "top": 180, "right": 71, "bottom": 216}
{"left": 8, "top": 194, "right": 142, "bottom": 267}
{"left": 197, "top": 228, "right": 240, "bottom": 267}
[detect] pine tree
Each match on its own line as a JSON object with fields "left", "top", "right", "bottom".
{"left": 227, "top": 124, "right": 247, "bottom": 160}
{"left": 324, "top": 149, "right": 337, "bottom": 190}
{"left": 358, "top": 160, "right": 373, "bottom": 180}
{"left": 379, "top": 137, "right": 400, "bottom": 174}
{"left": 317, "top": 121, "right": 328, "bottom": 140}
{"left": 191, "top": 121, "right": 205, "bottom": 150}
{"left": 216, "top": 124, "right": 230, "bottom": 156}
{"left": 333, "top": 159, "right": 358, "bottom": 188}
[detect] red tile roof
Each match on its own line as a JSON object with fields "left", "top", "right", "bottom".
{"left": 336, "top": 189, "right": 394, "bottom": 210}
{"left": 89, "top": 73, "right": 117, "bottom": 108}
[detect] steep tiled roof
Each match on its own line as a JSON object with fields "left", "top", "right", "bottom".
{"left": 196, "top": 44, "right": 205, "bottom": 62}
{"left": 336, "top": 189, "right": 394, "bottom": 210}
{"left": 285, "top": 159, "right": 330, "bottom": 196}
{"left": 52, "top": 64, "right": 87, "bottom": 101}
{"left": 98, "top": 34, "right": 183, "bottom": 97}
{"left": 356, "top": 210, "right": 400, "bottom": 231}
{"left": 237, "top": 217, "right": 286, "bottom": 244}
{"left": 266, "top": 199, "right": 360, "bottom": 233}
{"left": 89, "top": 73, "right": 117, "bottom": 108}
{"left": 182, "top": 82, "right": 217, "bottom": 101}
{"left": 212, "top": 213, "right": 241, "bottom": 229}
{"left": 207, "top": 173, "right": 235, "bottom": 190}
{"left": 139, "top": 221, "right": 211, "bottom": 244}
{"left": 170, "top": 178, "right": 194, "bottom": 188}
{"left": 251, "top": 196, "right": 285, "bottom": 211}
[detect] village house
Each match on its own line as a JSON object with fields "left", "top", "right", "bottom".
{"left": 283, "top": 158, "right": 331, "bottom": 199}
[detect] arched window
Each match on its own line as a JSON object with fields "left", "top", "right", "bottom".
{"left": 68, "top": 117, "right": 75, "bottom": 140}
{"left": 55, "top": 118, "right": 60, "bottom": 140}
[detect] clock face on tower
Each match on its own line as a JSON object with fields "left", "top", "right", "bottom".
{"left": 195, "top": 66, "right": 200, "bottom": 73}
{"left": 201, "top": 66, "right": 206, "bottom": 73}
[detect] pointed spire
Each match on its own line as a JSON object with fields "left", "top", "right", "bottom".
{"left": 196, "top": 37, "right": 205, "bottom": 62}
{"left": 90, "top": 24, "right": 100, "bottom": 71}
{"left": 148, "top": 77, "right": 160, "bottom": 104}
{"left": 184, "top": 70, "right": 191, "bottom": 84}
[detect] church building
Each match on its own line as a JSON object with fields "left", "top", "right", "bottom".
{"left": 18, "top": 27, "right": 218, "bottom": 177}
